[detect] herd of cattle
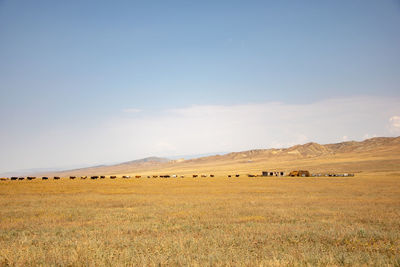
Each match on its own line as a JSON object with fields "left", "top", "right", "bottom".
{"left": 0, "top": 171, "right": 354, "bottom": 181}
{"left": 0, "top": 174, "right": 224, "bottom": 181}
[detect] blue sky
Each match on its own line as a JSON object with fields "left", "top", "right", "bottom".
{"left": 1, "top": 1, "right": 400, "bottom": 174}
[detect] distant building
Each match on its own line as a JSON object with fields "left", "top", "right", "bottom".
{"left": 288, "top": 170, "right": 310, "bottom": 177}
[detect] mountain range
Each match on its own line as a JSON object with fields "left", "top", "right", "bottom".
{"left": 32, "top": 136, "right": 400, "bottom": 177}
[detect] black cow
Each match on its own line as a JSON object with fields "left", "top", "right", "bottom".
{"left": 54, "top": 176, "right": 60, "bottom": 180}
{"left": 42, "top": 177, "right": 49, "bottom": 180}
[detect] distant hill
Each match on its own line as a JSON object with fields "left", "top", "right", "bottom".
{"left": 36, "top": 136, "right": 400, "bottom": 177}
{"left": 40, "top": 156, "right": 170, "bottom": 176}
{"left": 218, "top": 136, "right": 400, "bottom": 159}
{"left": 118, "top": 157, "right": 170, "bottom": 165}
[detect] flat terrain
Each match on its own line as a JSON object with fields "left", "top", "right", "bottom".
{"left": 1, "top": 173, "right": 400, "bottom": 266}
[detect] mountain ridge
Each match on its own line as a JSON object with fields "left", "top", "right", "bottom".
{"left": 26, "top": 136, "right": 400, "bottom": 176}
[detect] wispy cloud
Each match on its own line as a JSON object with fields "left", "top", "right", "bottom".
{"left": 122, "top": 108, "right": 142, "bottom": 113}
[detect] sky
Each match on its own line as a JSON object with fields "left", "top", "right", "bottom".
{"left": 1, "top": 0, "right": 400, "bottom": 174}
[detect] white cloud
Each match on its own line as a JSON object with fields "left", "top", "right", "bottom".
{"left": 389, "top": 115, "right": 400, "bottom": 134}
{"left": 389, "top": 116, "right": 400, "bottom": 127}
{"left": 102, "top": 96, "right": 400, "bottom": 158}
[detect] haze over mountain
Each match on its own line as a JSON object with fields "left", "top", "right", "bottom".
{"left": 118, "top": 157, "right": 170, "bottom": 165}
{"left": 0, "top": 153, "right": 228, "bottom": 177}
{"left": 30, "top": 136, "right": 400, "bottom": 177}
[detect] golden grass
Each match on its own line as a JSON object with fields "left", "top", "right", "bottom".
{"left": 1, "top": 173, "right": 400, "bottom": 266}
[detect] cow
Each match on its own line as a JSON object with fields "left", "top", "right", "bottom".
{"left": 193, "top": 174, "right": 198, "bottom": 178}
{"left": 135, "top": 175, "right": 141, "bottom": 178}
{"left": 100, "top": 176, "right": 106, "bottom": 179}
{"left": 42, "top": 177, "right": 49, "bottom": 180}
{"left": 210, "top": 174, "right": 214, "bottom": 177}
{"left": 70, "top": 176, "right": 76, "bottom": 179}
{"left": 248, "top": 174, "right": 255, "bottom": 177}
{"left": 10, "top": 177, "right": 18, "bottom": 180}
{"left": 91, "top": 176, "right": 98, "bottom": 179}
{"left": 180, "top": 175, "right": 185, "bottom": 178}
{"left": 27, "top": 177, "right": 36, "bottom": 180}
{"left": 235, "top": 174, "right": 240, "bottom": 177}
{"left": 18, "top": 177, "right": 24, "bottom": 180}
{"left": 228, "top": 175, "right": 232, "bottom": 178}
{"left": 201, "top": 174, "right": 207, "bottom": 178}
{"left": 122, "top": 175, "right": 130, "bottom": 179}
{"left": 54, "top": 176, "right": 60, "bottom": 180}
{"left": 0, "top": 177, "right": 8, "bottom": 181}
{"left": 110, "top": 176, "right": 117, "bottom": 179}
{"left": 81, "top": 176, "right": 87, "bottom": 179}
{"left": 171, "top": 175, "right": 177, "bottom": 178}
{"left": 153, "top": 175, "right": 158, "bottom": 178}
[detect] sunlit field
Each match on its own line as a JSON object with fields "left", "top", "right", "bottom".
{"left": 1, "top": 173, "right": 399, "bottom": 266}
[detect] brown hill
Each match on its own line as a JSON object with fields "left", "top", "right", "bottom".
{"left": 43, "top": 136, "right": 400, "bottom": 177}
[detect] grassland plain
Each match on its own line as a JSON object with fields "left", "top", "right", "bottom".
{"left": 1, "top": 173, "right": 400, "bottom": 266}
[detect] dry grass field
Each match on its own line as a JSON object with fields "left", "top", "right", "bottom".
{"left": 1, "top": 172, "right": 400, "bottom": 266}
